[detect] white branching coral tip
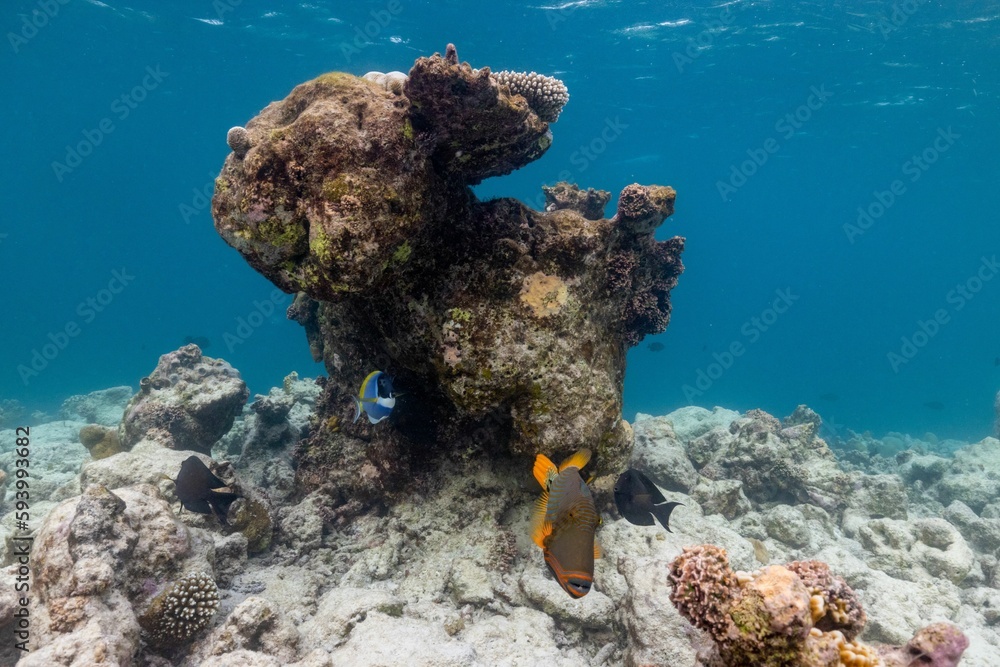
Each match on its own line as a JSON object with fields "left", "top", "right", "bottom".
{"left": 491, "top": 70, "right": 570, "bottom": 123}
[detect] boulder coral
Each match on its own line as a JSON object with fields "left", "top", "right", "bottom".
{"left": 211, "top": 45, "right": 686, "bottom": 508}
{"left": 667, "top": 544, "right": 969, "bottom": 667}
{"left": 119, "top": 344, "right": 249, "bottom": 454}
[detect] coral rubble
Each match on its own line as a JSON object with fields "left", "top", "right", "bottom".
{"left": 211, "top": 45, "right": 686, "bottom": 506}
{"left": 119, "top": 344, "right": 249, "bottom": 454}
{"left": 668, "top": 543, "right": 968, "bottom": 666}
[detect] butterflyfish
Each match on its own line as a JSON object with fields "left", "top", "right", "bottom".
{"left": 353, "top": 370, "right": 396, "bottom": 424}
{"left": 530, "top": 448, "right": 600, "bottom": 598}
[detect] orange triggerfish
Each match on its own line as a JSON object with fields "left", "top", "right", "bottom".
{"left": 530, "top": 449, "right": 600, "bottom": 598}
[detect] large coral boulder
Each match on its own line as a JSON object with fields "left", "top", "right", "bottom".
{"left": 119, "top": 344, "right": 249, "bottom": 454}
{"left": 211, "top": 45, "right": 686, "bottom": 503}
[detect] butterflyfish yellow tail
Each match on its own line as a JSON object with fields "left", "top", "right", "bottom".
{"left": 533, "top": 454, "right": 558, "bottom": 489}
{"left": 530, "top": 491, "right": 553, "bottom": 548}
{"left": 558, "top": 448, "right": 592, "bottom": 472}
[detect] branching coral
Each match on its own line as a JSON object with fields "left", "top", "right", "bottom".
{"left": 668, "top": 544, "right": 969, "bottom": 667}
{"left": 491, "top": 69, "right": 569, "bottom": 122}
{"left": 139, "top": 572, "right": 220, "bottom": 649}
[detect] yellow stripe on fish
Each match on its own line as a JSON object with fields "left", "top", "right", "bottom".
{"left": 529, "top": 448, "right": 600, "bottom": 598}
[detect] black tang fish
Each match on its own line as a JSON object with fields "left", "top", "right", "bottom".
{"left": 530, "top": 449, "right": 600, "bottom": 599}
{"left": 174, "top": 456, "right": 240, "bottom": 526}
{"left": 613, "top": 468, "right": 682, "bottom": 532}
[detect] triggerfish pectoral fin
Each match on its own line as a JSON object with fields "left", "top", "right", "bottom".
{"left": 529, "top": 491, "right": 553, "bottom": 548}
{"left": 533, "top": 453, "right": 558, "bottom": 489}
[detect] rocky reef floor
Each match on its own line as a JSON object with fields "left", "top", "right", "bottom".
{"left": 1, "top": 380, "right": 998, "bottom": 666}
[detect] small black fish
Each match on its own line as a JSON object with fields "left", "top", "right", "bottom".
{"left": 182, "top": 335, "right": 212, "bottom": 350}
{"left": 614, "top": 469, "right": 682, "bottom": 532}
{"left": 994, "top": 356, "right": 999, "bottom": 367}
{"left": 647, "top": 342, "right": 665, "bottom": 352}
{"left": 173, "top": 456, "right": 240, "bottom": 526}
{"left": 923, "top": 401, "right": 945, "bottom": 411}
{"left": 819, "top": 392, "right": 839, "bottom": 402}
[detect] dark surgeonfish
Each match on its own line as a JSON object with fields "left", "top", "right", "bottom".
{"left": 174, "top": 456, "right": 240, "bottom": 526}
{"left": 647, "top": 342, "right": 665, "bottom": 352}
{"left": 923, "top": 401, "right": 945, "bottom": 410}
{"left": 530, "top": 449, "right": 601, "bottom": 599}
{"left": 353, "top": 370, "right": 397, "bottom": 424}
{"left": 613, "top": 468, "right": 682, "bottom": 532}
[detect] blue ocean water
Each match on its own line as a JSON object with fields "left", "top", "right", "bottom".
{"left": 2, "top": 0, "right": 997, "bottom": 442}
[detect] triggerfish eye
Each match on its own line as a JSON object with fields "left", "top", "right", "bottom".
{"left": 530, "top": 448, "right": 601, "bottom": 598}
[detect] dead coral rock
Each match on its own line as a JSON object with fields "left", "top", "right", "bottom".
{"left": 542, "top": 182, "right": 610, "bottom": 220}
{"left": 120, "top": 344, "right": 249, "bottom": 454}
{"left": 79, "top": 424, "right": 124, "bottom": 459}
{"left": 213, "top": 46, "right": 686, "bottom": 495}
{"left": 689, "top": 408, "right": 851, "bottom": 511}
{"left": 22, "top": 483, "right": 214, "bottom": 664}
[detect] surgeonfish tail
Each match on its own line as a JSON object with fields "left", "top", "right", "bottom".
{"left": 652, "top": 501, "right": 683, "bottom": 533}
{"left": 558, "top": 448, "right": 592, "bottom": 472}
{"left": 352, "top": 397, "right": 362, "bottom": 424}
{"left": 533, "top": 454, "right": 558, "bottom": 488}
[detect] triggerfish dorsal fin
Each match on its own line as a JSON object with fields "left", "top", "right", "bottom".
{"left": 533, "top": 453, "right": 558, "bottom": 489}
{"left": 530, "top": 491, "right": 553, "bottom": 548}
{"left": 558, "top": 448, "right": 591, "bottom": 473}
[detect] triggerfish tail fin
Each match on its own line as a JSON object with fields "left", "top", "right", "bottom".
{"left": 652, "top": 501, "right": 683, "bottom": 533}
{"left": 352, "top": 397, "right": 362, "bottom": 424}
{"left": 530, "top": 491, "right": 553, "bottom": 548}
{"left": 533, "top": 454, "right": 558, "bottom": 489}
{"left": 558, "top": 448, "right": 592, "bottom": 472}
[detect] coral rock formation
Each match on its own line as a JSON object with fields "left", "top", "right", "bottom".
{"left": 119, "top": 344, "right": 249, "bottom": 454}
{"left": 79, "top": 423, "right": 124, "bottom": 459}
{"left": 212, "top": 45, "right": 686, "bottom": 505}
{"left": 667, "top": 544, "right": 969, "bottom": 667}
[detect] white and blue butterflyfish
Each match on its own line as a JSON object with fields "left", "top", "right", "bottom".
{"left": 353, "top": 370, "right": 397, "bottom": 424}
